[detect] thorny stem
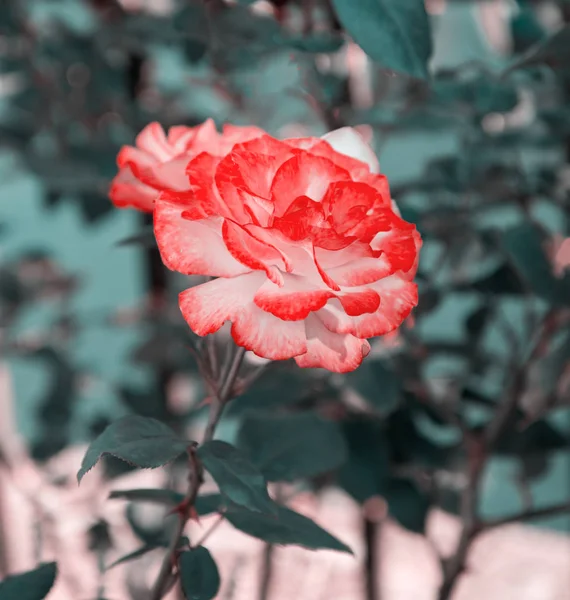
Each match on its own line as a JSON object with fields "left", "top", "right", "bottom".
{"left": 150, "top": 345, "right": 247, "bottom": 600}
{"left": 437, "top": 309, "right": 561, "bottom": 600}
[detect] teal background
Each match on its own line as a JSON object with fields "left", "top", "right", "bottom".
{"left": 1, "top": 2, "right": 568, "bottom": 530}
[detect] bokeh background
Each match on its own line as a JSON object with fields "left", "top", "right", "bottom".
{"left": 0, "top": 1, "right": 569, "bottom": 599}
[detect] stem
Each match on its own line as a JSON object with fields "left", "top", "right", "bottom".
{"left": 150, "top": 344, "right": 246, "bottom": 600}
{"left": 363, "top": 517, "right": 380, "bottom": 600}
{"left": 258, "top": 542, "right": 274, "bottom": 600}
{"left": 257, "top": 483, "right": 284, "bottom": 600}
{"left": 437, "top": 436, "right": 484, "bottom": 600}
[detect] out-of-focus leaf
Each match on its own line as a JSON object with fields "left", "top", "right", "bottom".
{"left": 0, "top": 267, "right": 26, "bottom": 307}
{"left": 224, "top": 502, "right": 352, "bottom": 554}
{"left": 345, "top": 359, "right": 402, "bottom": 415}
{"left": 109, "top": 488, "right": 185, "bottom": 506}
{"left": 331, "top": 0, "right": 432, "bottom": 80}
{"left": 88, "top": 520, "right": 112, "bottom": 553}
{"left": 106, "top": 545, "right": 156, "bottom": 570}
{"left": 115, "top": 227, "right": 156, "bottom": 248}
{"left": 283, "top": 33, "right": 344, "bottom": 54}
{"left": 457, "top": 263, "right": 526, "bottom": 296}
{"left": 432, "top": 74, "right": 518, "bottom": 115}
{"left": 30, "top": 348, "right": 77, "bottom": 461}
{"left": 465, "top": 304, "right": 492, "bottom": 340}
{"left": 0, "top": 563, "right": 57, "bottom": 600}
{"left": 179, "top": 547, "right": 220, "bottom": 600}
{"left": 195, "top": 493, "right": 226, "bottom": 517}
{"left": 384, "top": 478, "right": 430, "bottom": 533}
{"left": 510, "top": 4, "right": 546, "bottom": 54}
{"left": 502, "top": 223, "right": 570, "bottom": 306}
{"left": 77, "top": 416, "right": 189, "bottom": 483}
{"left": 496, "top": 420, "right": 568, "bottom": 456}
{"left": 229, "top": 366, "right": 313, "bottom": 414}
{"left": 521, "top": 453, "right": 550, "bottom": 481}
{"left": 237, "top": 412, "right": 347, "bottom": 482}
{"left": 538, "top": 330, "right": 570, "bottom": 397}
{"left": 197, "top": 441, "right": 276, "bottom": 515}
{"left": 78, "top": 192, "right": 114, "bottom": 223}
{"left": 126, "top": 504, "right": 173, "bottom": 548}
{"left": 506, "top": 25, "right": 570, "bottom": 73}
{"left": 387, "top": 409, "right": 453, "bottom": 469}
{"left": 210, "top": 5, "right": 283, "bottom": 72}
{"left": 119, "top": 385, "right": 171, "bottom": 422}
{"left": 337, "top": 418, "right": 391, "bottom": 503}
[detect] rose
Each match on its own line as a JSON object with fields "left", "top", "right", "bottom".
{"left": 109, "top": 119, "right": 264, "bottom": 212}
{"left": 151, "top": 125, "right": 421, "bottom": 373}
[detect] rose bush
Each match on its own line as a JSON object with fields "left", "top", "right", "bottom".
{"left": 140, "top": 125, "right": 421, "bottom": 372}
{"left": 109, "top": 120, "right": 264, "bottom": 212}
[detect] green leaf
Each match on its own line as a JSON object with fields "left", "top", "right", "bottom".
{"left": 383, "top": 478, "right": 430, "bottom": 533}
{"left": 197, "top": 441, "right": 276, "bottom": 515}
{"left": 77, "top": 416, "right": 189, "bottom": 483}
{"left": 0, "top": 563, "right": 57, "bottom": 600}
{"left": 237, "top": 412, "right": 347, "bottom": 482}
{"left": 505, "top": 25, "right": 570, "bottom": 73}
{"left": 179, "top": 547, "right": 221, "bottom": 600}
{"left": 501, "top": 223, "right": 570, "bottom": 306}
{"left": 195, "top": 493, "right": 226, "bottom": 517}
{"left": 225, "top": 503, "right": 352, "bottom": 554}
{"left": 109, "top": 488, "right": 185, "bottom": 506}
{"left": 330, "top": 0, "right": 432, "bottom": 80}
{"left": 345, "top": 359, "right": 402, "bottom": 415}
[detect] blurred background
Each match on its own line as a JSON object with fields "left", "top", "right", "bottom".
{"left": 0, "top": 0, "right": 569, "bottom": 599}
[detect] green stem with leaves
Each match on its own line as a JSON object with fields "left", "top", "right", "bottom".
{"left": 150, "top": 346, "right": 246, "bottom": 600}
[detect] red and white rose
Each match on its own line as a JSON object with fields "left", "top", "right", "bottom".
{"left": 128, "top": 124, "right": 421, "bottom": 373}
{"left": 109, "top": 119, "right": 264, "bottom": 212}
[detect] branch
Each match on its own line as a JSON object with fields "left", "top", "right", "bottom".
{"left": 483, "top": 501, "right": 570, "bottom": 530}
{"left": 437, "top": 309, "right": 560, "bottom": 600}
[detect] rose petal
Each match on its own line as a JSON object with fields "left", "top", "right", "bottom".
{"left": 109, "top": 168, "right": 157, "bottom": 213}
{"left": 317, "top": 276, "right": 418, "bottom": 338}
{"left": 254, "top": 274, "right": 334, "bottom": 321}
{"left": 178, "top": 272, "right": 265, "bottom": 336}
{"left": 321, "top": 127, "right": 380, "bottom": 174}
{"left": 154, "top": 200, "right": 249, "bottom": 277}
{"left": 294, "top": 314, "right": 371, "bottom": 373}
{"left": 271, "top": 153, "right": 350, "bottom": 217}
{"left": 135, "top": 122, "right": 174, "bottom": 162}
{"left": 231, "top": 305, "right": 307, "bottom": 359}
{"left": 222, "top": 220, "right": 286, "bottom": 286}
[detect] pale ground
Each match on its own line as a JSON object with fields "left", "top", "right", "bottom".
{"left": 1, "top": 364, "right": 569, "bottom": 600}
{"left": 2, "top": 456, "right": 570, "bottom": 600}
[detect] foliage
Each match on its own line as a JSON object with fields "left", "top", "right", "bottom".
{"left": 0, "top": 563, "right": 57, "bottom": 600}
{"left": 77, "top": 415, "right": 189, "bottom": 482}
{"left": 1, "top": 1, "right": 570, "bottom": 600}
